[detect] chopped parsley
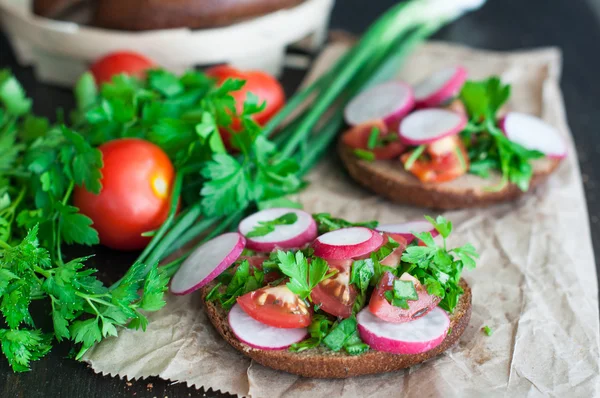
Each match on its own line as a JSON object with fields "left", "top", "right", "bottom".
{"left": 459, "top": 77, "right": 544, "bottom": 191}
{"left": 482, "top": 325, "right": 493, "bottom": 336}
{"left": 246, "top": 212, "right": 298, "bottom": 238}
{"left": 353, "top": 148, "right": 375, "bottom": 162}
{"left": 313, "top": 213, "right": 378, "bottom": 234}
{"left": 384, "top": 279, "right": 418, "bottom": 309}
{"left": 400, "top": 215, "right": 479, "bottom": 313}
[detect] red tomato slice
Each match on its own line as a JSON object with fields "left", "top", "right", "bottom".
{"left": 311, "top": 267, "right": 357, "bottom": 319}
{"left": 237, "top": 255, "right": 280, "bottom": 284}
{"left": 369, "top": 272, "right": 441, "bottom": 323}
{"left": 237, "top": 285, "right": 311, "bottom": 328}
{"left": 401, "top": 135, "right": 469, "bottom": 183}
{"left": 342, "top": 120, "right": 406, "bottom": 160}
{"left": 73, "top": 138, "right": 175, "bottom": 251}
{"left": 379, "top": 233, "right": 408, "bottom": 267}
{"left": 325, "top": 258, "right": 354, "bottom": 271}
{"left": 89, "top": 51, "right": 155, "bottom": 85}
{"left": 205, "top": 65, "right": 285, "bottom": 149}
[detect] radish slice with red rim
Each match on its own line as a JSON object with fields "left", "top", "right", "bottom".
{"left": 357, "top": 306, "right": 450, "bottom": 355}
{"left": 399, "top": 108, "right": 467, "bottom": 145}
{"left": 228, "top": 303, "right": 308, "bottom": 350}
{"left": 501, "top": 112, "right": 567, "bottom": 159}
{"left": 238, "top": 208, "right": 317, "bottom": 252}
{"left": 377, "top": 221, "right": 438, "bottom": 244}
{"left": 414, "top": 66, "right": 468, "bottom": 107}
{"left": 170, "top": 232, "right": 245, "bottom": 295}
{"left": 344, "top": 81, "right": 415, "bottom": 127}
{"left": 312, "top": 227, "right": 383, "bottom": 260}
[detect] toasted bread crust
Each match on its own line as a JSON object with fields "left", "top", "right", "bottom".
{"left": 200, "top": 279, "right": 471, "bottom": 379}
{"left": 338, "top": 142, "right": 561, "bottom": 210}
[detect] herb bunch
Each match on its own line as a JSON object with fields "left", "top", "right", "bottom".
{"left": 459, "top": 77, "right": 544, "bottom": 191}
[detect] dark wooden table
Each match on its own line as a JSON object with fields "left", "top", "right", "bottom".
{"left": 2, "top": 0, "right": 600, "bottom": 397}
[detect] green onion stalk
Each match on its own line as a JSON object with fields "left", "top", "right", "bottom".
{"left": 125, "top": 0, "right": 487, "bottom": 283}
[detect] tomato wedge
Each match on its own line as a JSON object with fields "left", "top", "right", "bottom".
{"left": 379, "top": 233, "right": 408, "bottom": 267}
{"left": 342, "top": 120, "right": 405, "bottom": 160}
{"left": 401, "top": 135, "right": 469, "bottom": 183}
{"left": 369, "top": 272, "right": 441, "bottom": 323}
{"left": 311, "top": 267, "right": 357, "bottom": 319}
{"left": 325, "top": 258, "right": 353, "bottom": 271}
{"left": 237, "top": 285, "right": 311, "bottom": 328}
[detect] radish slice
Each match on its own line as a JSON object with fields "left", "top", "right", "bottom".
{"left": 399, "top": 109, "right": 467, "bottom": 145}
{"left": 414, "top": 66, "right": 468, "bottom": 107}
{"left": 228, "top": 303, "right": 308, "bottom": 350}
{"left": 312, "top": 227, "right": 383, "bottom": 260}
{"left": 344, "top": 81, "right": 415, "bottom": 127}
{"left": 357, "top": 306, "right": 450, "bottom": 355}
{"left": 238, "top": 208, "right": 317, "bottom": 252}
{"left": 170, "top": 232, "right": 245, "bottom": 295}
{"left": 377, "top": 221, "right": 439, "bottom": 244}
{"left": 501, "top": 112, "right": 567, "bottom": 159}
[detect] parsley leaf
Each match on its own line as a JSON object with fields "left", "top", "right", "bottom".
{"left": 289, "top": 314, "right": 333, "bottom": 352}
{"left": 322, "top": 316, "right": 369, "bottom": 355}
{"left": 400, "top": 216, "right": 479, "bottom": 312}
{"left": 459, "top": 77, "right": 544, "bottom": 191}
{"left": 206, "top": 260, "right": 264, "bottom": 310}
{"left": 384, "top": 279, "right": 418, "bottom": 309}
{"left": 312, "top": 213, "right": 378, "bottom": 234}
{"left": 0, "top": 329, "right": 52, "bottom": 372}
{"left": 482, "top": 325, "right": 493, "bottom": 336}
{"left": 276, "top": 251, "right": 333, "bottom": 301}
{"left": 200, "top": 154, "right": 252, "bottom": 217}
{"left": 246, "top": 212, "right": 298, "bottom": 238}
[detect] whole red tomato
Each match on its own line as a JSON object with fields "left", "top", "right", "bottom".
{"left": 205, "top": 65, "right": 285, "bottom": 147}
{"left": 89, "top": 51, "right": 155, "bottom": 85}
{"left": 74, "top": 138, "right": 175, "bottom": 251}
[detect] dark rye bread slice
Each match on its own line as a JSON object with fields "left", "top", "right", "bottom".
{"left": 92, "top": 0, "right": 305, "bottom": 31}
{"left": 338, "top": 141, "right": 562, "bottom": 210}
{"left": 200, "top": 279, "right": 471, "bottom": 379}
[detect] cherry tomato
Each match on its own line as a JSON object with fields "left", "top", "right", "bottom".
{"left": 237, "top": 255, "right": 280, "bottom": 284}
{"left": 90, "top": 51, "right": 155, "bottom": 85}
{"left": 311, "top": 267, "right": 357, "bottom": 319}
{"left": 73, "top": 138, "right": 175, "bottom": 251}
{"left": 369, "top": 272, "right": 441, "bottom": 323}
{"left": 205, "top": 65, "right": 285, "bottom": 148}
{"left": 237, "top": 285, "right": 311, "bottom": 328}
{"left": 401, "top": 136, "right": 469, "bottom": 183}
{"left": 342, "top": 120, "right": 406, "bottom": 160}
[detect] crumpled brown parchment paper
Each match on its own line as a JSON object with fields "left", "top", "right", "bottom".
{"left": 83, "top": 42, "right": 600, "bottom": 398}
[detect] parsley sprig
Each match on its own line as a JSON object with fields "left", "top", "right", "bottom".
{"left": 276, "top": 251, "right": 335, "bottom": 301}
{"left": 401, "top": 215, "right": 478, "bottom": 312}
{"left": 459, "top": 77, "right": 544, "bottom": 191}
{"left": 0, "top": 226, "right": 169, "bottom": 371}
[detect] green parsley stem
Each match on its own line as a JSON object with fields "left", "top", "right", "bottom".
{"left": 0, "top": 239, "right": 11, "bottom": 250}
